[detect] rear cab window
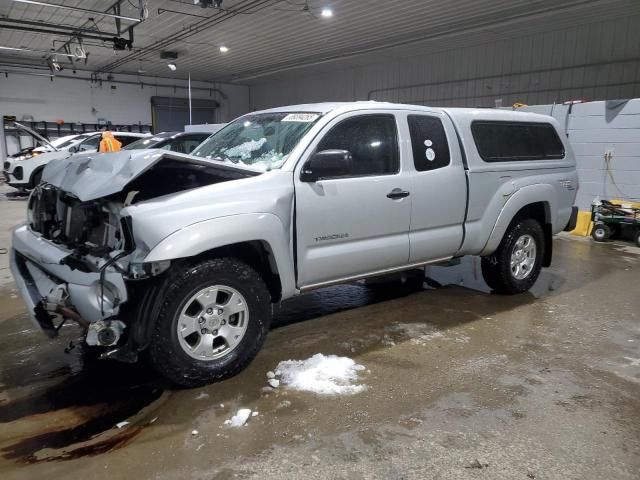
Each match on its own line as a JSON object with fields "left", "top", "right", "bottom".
{"left": 471, "top": 121, "right": 565, "bottom": 162}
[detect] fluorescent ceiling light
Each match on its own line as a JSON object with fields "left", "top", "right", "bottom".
{"left": 167, "top": 63, "right": 177, "bottom": 71}
{"left": 219, "top": 46, "right": 229, "bottom": 53}
{"left": 321, "top": 7, "right": 333, "bottom": 18}
{"left": 12, "top": 0, "right": 140, "bottom": 22}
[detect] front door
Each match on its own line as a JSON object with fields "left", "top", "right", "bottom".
{"left": 295, "top": 112, "right": 412, "bottom": 287}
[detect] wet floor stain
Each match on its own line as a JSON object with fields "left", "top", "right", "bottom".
{"left": 1, "top": 392, "right": 160, "bottom": 463}
{"left": 0, "top": 349, "right": 165, "bottom": 463}
{"left": 0, "top": 254, "right": 562, "bottom": 464}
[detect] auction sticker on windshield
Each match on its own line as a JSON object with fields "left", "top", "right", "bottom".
{"left": 282, "top": 113, "right": 320, "bottom": 122}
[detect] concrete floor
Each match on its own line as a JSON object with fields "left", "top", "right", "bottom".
{"left": 0, "top": 184, "right": 639, "bottom": 480}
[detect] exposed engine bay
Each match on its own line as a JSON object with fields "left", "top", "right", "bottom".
{"left": 21, "top": 154, "right": 259, "bottom": 358}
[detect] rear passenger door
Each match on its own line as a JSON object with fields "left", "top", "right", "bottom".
{"left": 295, "top": 112, "right": 412, "bottom": 287}
{"left": 403, "top": 113, "right": 467, "bottom": 262}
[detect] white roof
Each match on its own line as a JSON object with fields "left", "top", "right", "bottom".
{"left": 251, "top": 102, "right": 554, "bottom": 123}
{"left": 111, "top": 131, "right": 149, "bottom": 137}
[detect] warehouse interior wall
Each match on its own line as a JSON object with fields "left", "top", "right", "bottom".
{"left": 0, "top": 70, "right": 250, "bottom": 127}
{"left": 516, "top": 99, "right": 640, "bottom": 210}
{"left": 248, "top": 15, "right": 640, "bottom": 111}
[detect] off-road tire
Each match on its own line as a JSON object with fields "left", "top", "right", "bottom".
{"left": 591, "top": 223, "right": 610, "bottom": 242}
{"left": 148, "top": 257, "right": 271, "bottom": 388}
{"left": 481, "top": 218, "right": 545, "bottom": 294}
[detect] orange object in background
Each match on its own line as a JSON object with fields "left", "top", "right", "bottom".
{"left": 99, "top": 131, "right": 122, "bottom": 152}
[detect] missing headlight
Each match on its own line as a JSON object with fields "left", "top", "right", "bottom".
{"left": 128, "top": 261, "right": 171, "bottom": 280}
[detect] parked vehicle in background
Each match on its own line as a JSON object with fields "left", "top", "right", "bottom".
{"left": 591, "top": 199, "right": 640, "bottom": 247}
{"left": 3, "top": 129, "right": 148, "bottom": 190}
{"left": 31, "top": 133, "right": 83, "bottom": 154}
{"left": 10, "top": 102, "right": 578, "bottom": 387}
{"left": 123, "top": 131, "right": 210, "bottom": 154}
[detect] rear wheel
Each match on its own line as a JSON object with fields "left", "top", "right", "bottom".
{"left": 635, "top": 229, "right": 640, "bottom": 248}
{"left": 591, "top": 223, "right": 610, "bottom": 242}
{"left": 481, "top": 218, "right": 544, "bottom": 294}
{"left": 148, "top": 257, "right": 271, "bottom": 387}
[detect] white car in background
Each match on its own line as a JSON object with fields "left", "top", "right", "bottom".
{"left": 3, "top": 124, "right": 149, "bottom": 190}
{"left": 31, "top": 134, "right": 82, "bottom": 154}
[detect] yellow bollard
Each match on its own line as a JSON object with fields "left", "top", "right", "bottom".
{"left": 571, "top": 211, "right": 593, "bottom": 236}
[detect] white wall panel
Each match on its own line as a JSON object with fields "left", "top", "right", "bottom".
{"left": 0, "top": 71, "right": 249, "bottom": 127}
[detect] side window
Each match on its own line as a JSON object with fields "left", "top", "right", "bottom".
{"left": 181, "top": 136, "right": 206, "bottom": 154}
{"left": 77, "top": 135, "right": 100, "bottom": 151}
{"left": 115, "top": 135, "right": 140, "bottom": 147}
{"left": 407, "top": 115, "right": 450, "bottom": 171}
{"left": 316, "top": 114, "right": 399, "bottom": 176}
{"left": 471, "top": 121, "right": 565, "bottom": 162}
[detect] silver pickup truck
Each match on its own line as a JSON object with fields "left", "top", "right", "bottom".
{"left": 10, "top": 102, "right": 578, "bottom": 386}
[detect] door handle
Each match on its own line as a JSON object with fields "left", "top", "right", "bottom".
{"left": 387, "top": 189, "right": 410, "bottom": 200}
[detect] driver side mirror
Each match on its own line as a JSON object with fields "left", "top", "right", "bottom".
{"left": 68, "top": 145, "right": 78, "bottom": 153}
{"left": 301, "top": 149, "right": 353, "bottom": 182}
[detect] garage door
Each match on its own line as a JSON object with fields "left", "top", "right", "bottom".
{"left": 151, "top": 96, "right": 220, "bottom": 132}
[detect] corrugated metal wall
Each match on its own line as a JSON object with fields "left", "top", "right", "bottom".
{"left": 249, "top": 15, "right": 640, "bottom": 110}
{"left": 569, "top": 100, "right": 640, "bottom": 209}
{"left": 517, "top": 100, "right": 640, "bottom": 210}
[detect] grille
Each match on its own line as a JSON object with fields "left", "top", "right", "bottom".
{"left": 29, "top": 184, "right": 113, "bottom": 248}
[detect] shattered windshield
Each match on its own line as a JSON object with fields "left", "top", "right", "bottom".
{"left": 192, "top": 112, "right": 321, "bottom": 171}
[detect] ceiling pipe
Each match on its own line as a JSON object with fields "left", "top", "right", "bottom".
{"left": 11, "top": 0, "right": 141, "bottom": 23}
{"left": 0, "top": 17, "right": 120, "bottom": 38}
{"left": 0, "top": 24, "right": 121, "bottom": 43}
{"left": 97, "top": 0, "right": 272, "bottom": 73}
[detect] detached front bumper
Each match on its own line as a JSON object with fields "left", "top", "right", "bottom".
{"left": 10, "top": 224, "right": 128, "bottom": 336}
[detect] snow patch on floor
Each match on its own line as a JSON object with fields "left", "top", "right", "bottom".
{"left": 274, "top": 353, "right": 367, "bottom": 395}
{"left": 224, "top": 408, "right": 253, "bottom": 427}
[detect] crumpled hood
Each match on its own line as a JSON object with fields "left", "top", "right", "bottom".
{"left": 42, "top": 149, "right": 260, "bottom": 202}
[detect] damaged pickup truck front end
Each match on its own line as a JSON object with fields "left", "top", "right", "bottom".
{"left": 10, "top": 149, "right": 261, "bottom": 360}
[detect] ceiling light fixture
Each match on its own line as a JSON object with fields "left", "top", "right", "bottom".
{"left": 167, "top": 63, "right": 177, "bottom": 71}
{"left": 219, "top": 45, "right": 229, "bottom": 53}
{"left": 46, "top": 56, "right": 63, "bottom": 73}
{"left": 321, "top": 7, "right": 333, "bottom": 18}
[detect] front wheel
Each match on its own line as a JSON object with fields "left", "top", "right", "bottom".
{"left": 148, "top": 257, "right": 271, "bottom": 387}
{"left": 481, "top": 218, "right": 545, "bottom": 294}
